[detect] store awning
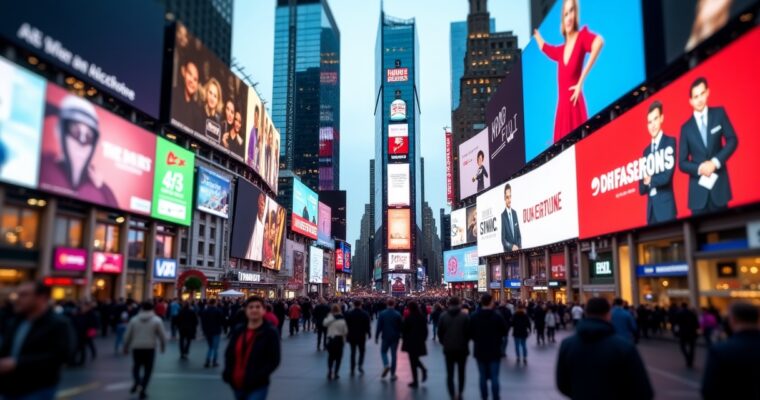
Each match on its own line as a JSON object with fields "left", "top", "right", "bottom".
{"left": 218, "top": 289, "right": 245, "bottom": 297}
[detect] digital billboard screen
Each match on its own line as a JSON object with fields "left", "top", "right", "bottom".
{"left": 388, "top": 123, "right": 409, "bottom": 161}
{"left": 39, "top": 84, "right": 155, "bottom": 216}
{"left": 0, "top": 57, "right": 45, "bottom": 189}
{"left": 485, "top": 61, "right": 526, "bottom": 186}
{"left": 388, "top": 252, "right": 411, "bottom": 270}
{"left": 196, "top": 166, "right": 231, "bottom": 219}
{"left": 317, "top": 201, "right": 333, "bottom": 248}
{"left": 576, "top": 28, "right": 760, "bottom": 238}
{"left": 230, "top": 179, "right": 286, "bottom": 269}
{"left": 388, "top": 208, "right": 411, "bottom": 250}
{"left": 151, "top": 138, "right": 195, "bottom": 226}
{"left": 444, "top": 246, "right": 479, "bottom": 282}
{"left": 309, "top": 246, "right": 324, "bottom": 284}
{"left": 335, "top": 241, "right": 351, "bottom": 273}
{"left": 450, "top": 205, "right": 477, "bottom": 247}
{"left": 477, "top": 146, "right": 579, "bottom": 257}
{"left": 0, "top": 0, "right": 166, "bottom": 117}
{"left": 522, "top": 0, "right": 646, "bottom": 162}
{"left": 292, "top": 179, "right": 318, "bottom": 239}
{"left": 244, "top": 87, "right": 279, "bottom": 192}
{"left": 170, "top": 23, "right": 249, "bottom": 160}
{"left": 458, "top": 128, "right": 491, "bottom": 200}
{"left": 387, "top": 163, "right": 410, "bottom": 207}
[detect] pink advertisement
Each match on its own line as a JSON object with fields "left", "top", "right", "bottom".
{"left": 53, "top": 247, "right": 87, "bottom": 271}
{"left": 39, "top": 84, "right": 156, "bottom": 215}
{"left": 92, "top": 251, "right": 123, "bottom": 274}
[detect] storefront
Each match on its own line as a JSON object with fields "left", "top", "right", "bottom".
{"left": 49, "top": 247, "right": 88, "bottom": 300}
{"left": 177, "top": 269, "right": 209, "bottom": 300}
{"left": 526, "top": 253, "right": 547, "bottom": 300}
{"left": 504, "top": 279, "right": 522, "bottom": 300}
{"left": 489, "top": 261, "right": 502, "bottom": 301}
{"left": 549, "top": 252, "right": 567, "bottom": 303}
{"left": 584, "top": 252, "right": 616, "bottom": 301}
{"left": 152, "top": 258, "right": 178, "bottom": 299}
{"left": 0, "top": 192, "right": 44, "bottom": 299}
{"left": 637, "top": 262, "right": 690, "bottom": 306}
{"left": 91, "top": 251, "right": 124, "bottom": 301}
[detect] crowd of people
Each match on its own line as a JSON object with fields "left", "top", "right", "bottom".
{"left": 0, "top": 282, "right": 759, "bottom": 399}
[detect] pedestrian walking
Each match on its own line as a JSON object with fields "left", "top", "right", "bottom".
{"left": 0, "top": 281, "right": 75, "bottom": 400}
{"left": 430, "top": 303, "right": 443, "bottom": 341}
{"left": 114, "top": 309, "right": 129, "bottom": 355}
{"left": 169, "top": 299, "right": 180, "bottom": 339}
{"left": 512, "top": 306, "right": 531, "bottom": 364}
{"left": 223, "top": 296, "right": 281, "bottom": 400}
{"left": 545, "top": 306, "right": 558, "bottom": 343}
{"left": 673, "top": 302, "right": 699, "bottom": 368}
{"left": 123, "top": 302, "right": 167, "bottom": 399}
{"left": 533, "top": 304, "right": 546, "bottom": 346}
{"left": 496, "top": 302, "right": 513, "bottom": 357}
{"left": 699, "top": 307, "right": 719, "bottom": 348}
{"left": 401, "top": 301, "right": 428, "bottom": 388}
{"left": 345, "top": 299, "right": 371, "bottom": 376}
{"left": 176, "top": 302, "right": 198, "bottom": 360}
{"left": 323, "top": 304, "right": 348, "bottom": 380}
{"left": 313, "top": 298, "right": 330, "bottom": 351}
{"left": 556, "top": 297, "right": 653, "bottom": 400}
{"left": 438, "top": 296, "right": 470, "bottom": 400}
{"left": 701, "top": 302, "right": 760, "bottom": 399}
{"left": 571, "top": 303, "right": 584, "bottom": 327}
{"left": 611, "top": 298, "right": 637, "bottom": 343}
{"left": 302, "top": 299, "right": 313, "bottom": 332}
{"left": 470, "top": 294, "right": 507, "bottom": 400}
{"left": 201, "top": 299, "right": 225, "bottom": 368}
{"left": 375, "top": 299, "right": 402, "bottom": 381}
{"left": 288, "top": 301, "right": 302, "bottom": 336}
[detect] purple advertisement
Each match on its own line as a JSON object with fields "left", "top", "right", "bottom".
{"left": 485, "top": 61, "right": 526, "bottom": 187}
{"left": 53, "top": 247, "right": 87, "bottom": 271}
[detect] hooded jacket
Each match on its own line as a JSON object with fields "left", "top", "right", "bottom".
{"left": 124, "top": 310, "right": 167, "bottom": 351}
{"left": 556, "top": 318, "right": 653, "bottom": 400}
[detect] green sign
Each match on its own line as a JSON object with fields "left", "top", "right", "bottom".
{"left": 151, "top": 138, "right": 195, "bottom": 226}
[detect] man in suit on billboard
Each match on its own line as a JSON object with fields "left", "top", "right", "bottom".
{"left": 501, "top": 184, "right": 521, "bottom": 252}
{"left": 639, "top": 101, "right": 677, "bottom": 225}
{"left": 678, "top": 77, "right": 738, "bottom": 215}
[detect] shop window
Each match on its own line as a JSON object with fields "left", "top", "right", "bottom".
{"left": 638, "top": 238, "right": 685, "bottom": 264}
{"left": 528, "top": 256, "right": 546, "bottom": 280}
{"left": 1, "top": 205, "right": 40, "bottom": 249}
{"left": 156, "top": 234, "right": 175, "bottom": 258}
{"left": 94, "top": 222, "right": 120, "bottom": 253}
{"left": 53, "top": 215, "right": 84, "bottom": 248}
{"left": 128, "top": 229, "right": 146, "bottom": 259}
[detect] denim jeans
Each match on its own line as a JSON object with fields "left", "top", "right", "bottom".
{"left": 3, "top": 387, "right": 57, "bottom": 400}
{"left": 233, "top": 386, "right": 269, "bottom": 400}
{"left": 477, "top": 360, "right": 501, "bottom": 400}
{"left": 206, "top": 334, "right": 221, "bottom": 363}
{"left": 514, "top": 337, "right": 527, "bottom": 359}
{"left": 380, "top": 338, "right": 399, "bottom": 375}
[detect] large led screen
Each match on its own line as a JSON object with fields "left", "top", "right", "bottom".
{"left": 39, "top": 84, "right": 155, "bottom": 215}
{"left": 245, "top": 87, "right": 280, "bottom": 192}
{"left": 309, "top": 246, "right": 324, "bottom": 284}
{"left": 450, "top": 205, "right": 477, "bottom": 247}
{"left": 336, "top": 241, "right": 351, "bottom": 273}
{"left": 170, "top": 23, "right": 249, "bottom": 160}
{"left": 292, "top": 179, "right": 318, "bottom": 239}
{"left": 388, "top": 208, "right": 411, "bottom": 250}
{"left": 388, "top": 123, "right": 409, "bottom": 161}
{"left": 230, "top": 179, "right": 286, "bottom": 269}
{"left": 576, "top": 28, "right": 760, "bottom": 239}
{"left": 485, "top": 61, "right": 526, "bottom": 186}
{"left": 522, "top": 0, "right": 646, "bottom": 162}
{"left": 458, "top": 128, "right": 491, "bottom": 200}
{"left": 196, "top": 166, "right": 231, "bottom": 219}
{"left": 387, "top": 163, "right": 410, "bottom": 207}
{"left": 151, "top": 138, "right": 195, "bottom": 226}
{"left": 0, "top": 57, "right": 45, "bottom": 189}
{"left": 317, "top": 201, "right": 333, "bottom": 248}
{"left": 388, "top": 252, "right": 411, "bottom": 270}
{"left": 0, "top": 0, "right": 166, "bottom": 117}
{"left": 444, "top": 246, "right": 479, "bottom": 282}
{"left": 477, "top": 146, "right": 579, "bottom": 257}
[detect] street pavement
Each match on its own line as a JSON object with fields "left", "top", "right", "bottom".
{"left": 56, "top": 321, "right": 704, "bottom": 400}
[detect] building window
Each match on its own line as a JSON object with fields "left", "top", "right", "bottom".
{"left": 181, "top": 238, "right": 188, "bottom": 253}
{"left": 128, "top": 229, "right": 146, "bottom": 259}
{"left": 53, "top": 215, "right": 84, "bottom": 248}
{"left": 210, "top": 227, "right": 216, "bottom": 239}
{"left": 94, "top": 222, "right": 120, "bottom": 253}
{"left": 198, "top": 241, "right": 205, "bottom": 255}
{"left": 156, "top": 234, "right": 175, "bottom": 259}
{"left": 209, "top": 243, "right": 215, "bottom": 256}
{"left": 0, "top": 205, "right": 40, "bottom": 249}
{"left": 199, "top": 224, "right": 206, "bottom": 237}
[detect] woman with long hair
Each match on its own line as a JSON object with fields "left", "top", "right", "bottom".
{"left": 401, "top": 301, "right": 428, "bottom": 388}
{"left": 323, "top": 304, "right": 348, "bottom": 380}
{"left": 533, "top": 0, "right": 604, "bottom": 143}
{"left": 203, "top": 78, "right": 223, "bottom": 123}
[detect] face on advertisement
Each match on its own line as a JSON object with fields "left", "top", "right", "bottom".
{"left": 205, "top": 78, "right": 222, "bottom": 118}
{"left": 477, "top": 151, "right": 484, "bottom": 167}
{"left": 182, "top": 62, "right": 199, "bottom": 101}
{"left": 57, "top": 96, "right": 104, "bottom": 192}
{"left": 504, "top": 184, "right": 512, "bottom": 209}
{"left": 647, "top": 103, "right": 664, "bottom": 139}
{"left": 225, "top": 100, "right": 235, "bottom": 126}
{"left": 233, "top": 112, "right": 242, "bottom": 136}
{"left": 562, "top": 0, "right": 579, "bottom": 36}
{"left": 689, "top": 79, "right": 709, "bottom": 113}
{"left": 257, "top": 193, "right": 266, "bottom": 221}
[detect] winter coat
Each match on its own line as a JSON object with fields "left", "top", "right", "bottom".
{"left": 470, "top": 308, "right": 508, "bottom": 362}
{"left": 702, "top": 330, "right": 760, "bottom": 400}
{"left": 345, "top": 308, "right": 371, "bottom": 344}
{"left": 177, "top": 307, "right": 199, "bottom": 338}
{"left": 401, "top": 312, "right": 428, "bottom": 356}
{"left": 124, "top": 310, "right": 167, "bottom": 351}
{"left": 556, "top": 318, "right": 654, "bottom": 400}
{"left": 376, "top": 308, "right": 402, "bottom": 342}
{"left": 611, "top": 306, "right": 637, "bottom": 343}
{"left": 201, "top": 306, "right": 225, "bottom": 337}
{"left": 437, "top": 306, "right": 470, "bottom": 355}
{"left": 512, "top": 311, "right": 532, "bottom": 338}
{"left": 323, "top": 314, "right": 348, "bottom": 339}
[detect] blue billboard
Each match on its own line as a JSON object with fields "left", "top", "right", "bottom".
{"left": 196, "top": 167, "right": 231, "bottom": 219}
{"left": 443, "top": 246, "right": 479, "bottom": 282}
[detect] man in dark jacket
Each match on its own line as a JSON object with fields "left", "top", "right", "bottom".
{"left": 176, "top": 302, "right": 198, "bottom": 360}
{"left": 674, "top": 302, "right": 700, "bottom": 368}
{"left": 496, "top": 302, "right": 512, "bottom": 357}
{"left": 375, "top": 299, "right": 402, "bottom": 380}
{"left": 345, "top": 300, "right": 371, "bottom": 376}
{"left": 701, "top": 302, "right": 760, "bottom": 399}
{"left": 201, "top": 299, "right": 225, "bottom": 368}
{"left": 223, "top": 296, "right": 281, "bottom": 400}
{"left": 0, "top": 281, "right": 75, "bottom": 399}
{"left": 471, "top": 295, "right": 507, "bottom": 400}
{"left": 312, "top": 299, "right": 330, "bottom": 351}
{"left": 556, "top": 297, "right": 654, "bottom": 400}
{"left": 438, "top": 296, "right": 470, "bottom": 400}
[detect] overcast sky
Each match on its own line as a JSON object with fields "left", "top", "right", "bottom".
{"left": 232, "top": 0, "right": 530, "bottom": 248}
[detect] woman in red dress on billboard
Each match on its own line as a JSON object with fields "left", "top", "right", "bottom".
{"left": 533, "top": 0, "right": 604, "bottom": 143}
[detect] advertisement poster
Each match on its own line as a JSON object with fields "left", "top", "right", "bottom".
{"left": 151, "top": 138, "right": 195, "bottom": 226}
{"left": 196, "top": 166, "right": 231, "bottom": 219}
{"left": 477, "top": 147, "right": 579, "bottom": 257}
{"left": 92, "top": 251, "right": 123, "bottom": 274}
{"left": 478, "top": 265, "right": 488, "bottom": 292}
{"left": 550, "top": 253, "right": 566, "bottom": 280}
{"left": 389, "top": 273, "right": 408, "bottom": 295}
{"left": 388, "top": 252, "right": 411, "bottom": 270}
{"left": 446, "top": 130, "right": 454, "bottom": 204}
{"left": 0, "top": 57, "right": 45, "bottom": 189}
{"left": 287, "top": 241, "right": 306, "bottom": 289}
{"left": 53, "top": 247, "right": 87, "bottom": 272}
{"left": 229, "top": 179, "right": 285, "bottom": 270}
{"left": 386, "top": 68, "right": 409, "bottom": 82}
{"left": 522, "top": 0, "right": 645, "bottom": 162}
{"left": 284, "top": 239, "right": 305, "bottom": 278}
{"left": 486, "top": 61, "right": 526, "bottom": 185}
{"left": 576, "top": 29, "right": 760, "bottom": 238}
{"left": 459, "top": 128, "right": 491, "bottom": 200}
{"left": 292, "top": 179, "right": 318, "bottom": 239}
{"left": 244, "top": 87, "right": 280, "bottom": 192}
{"left": 450, "top": 207, "right": 467, "bottom": 247}
{"left": 262, "top": 198, "right": 286, "bottom": 271}
{"left": 444, "top": 246, "right": 479, "bottom": 282}
{"left": 390, "top": 99, "right": 407, "bottom": 121}
{"left": 387, "top": 163, "right": 411, "bottom": 207}
{"left": 39, "top": 84, "right": 155, "bottom": 215}
{"left": 317, "top": 201, "right": 333, "bottom": 248}
{"left": 388, "top": 123, "right": 408, "bottom": 160}
{"left": 387, "top": 209, "right": 411, "bottom": 250}
{"left": 309, "top": 246, "right": 324, "bottom": 284}
{"left": 0, "top": 0, "right": 166, "bottom": 117}
{"left": 153, "top": 258, "right": 177, "bottom": 280}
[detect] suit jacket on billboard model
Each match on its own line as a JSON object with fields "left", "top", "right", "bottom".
{"left": 638, "top": 134, "right": 677, "bottom": 225}
{"left": 678, "top": 106, "right": 738, "bottom": 212}
{"left": 501, "top": 208, "right": 522, "bottom": 251}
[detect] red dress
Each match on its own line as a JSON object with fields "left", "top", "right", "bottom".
{"left": 541, "top": 26, "right": 597, "bottom": 143}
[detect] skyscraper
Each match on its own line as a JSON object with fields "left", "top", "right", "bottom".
{"left": 450, "top": 18, "right": 495, "bottom": 111}
{"left": 375, "top": 12, "right": 422, "bottom": 293}
{"left": 162, "top": 0, "right": 234, "bottom": 65}
{"left": 272, "top": 0, "right": 341, "bottom": 192}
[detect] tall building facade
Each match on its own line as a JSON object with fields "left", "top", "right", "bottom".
{"left": 450, "top": 0, "right": 520, "bottom": 205}
{"left": 374, "top": 13, "right": 422, "bottom": 292}
{"left": 450, "top": 18, "right": 495, "bottom": 111}
{"left": 272, "top": 0, "right": 341, "bottom": 192}
{"left": 440, "top": 208, "right": 451, "bottom": 252}
{"left": 162, "top": 0, "right": 234, "bottom": 65}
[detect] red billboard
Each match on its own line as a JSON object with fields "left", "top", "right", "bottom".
{"left": 388, "top": 137, "right": 408, "bottom": 155}
{"left": 576, "top": 28, "right": 760, "bottom": 238}
{"left": 386, "top": 68, "right": 409, "bottom": 83}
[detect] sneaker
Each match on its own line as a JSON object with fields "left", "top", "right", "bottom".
{"left": 381, "top": 367, "right": 390, "bottom": 378}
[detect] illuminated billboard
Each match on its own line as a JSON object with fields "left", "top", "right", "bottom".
{"left": 309, "top": 246, "right": 324, "bottom": 284}
{"left": 317, "top": 201, "right": 333, "bottom": 248}
{"left": 292, "top": 179, "right": 319, "bottom": 239}
{"left": 444, "top": 246, "right": 479, "bottom": 282}
{"left": 387, "top": 163, "right": 410, "bottom": 207}
{"left": 388, "top": 208, "right": 411, "bottom": 250}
